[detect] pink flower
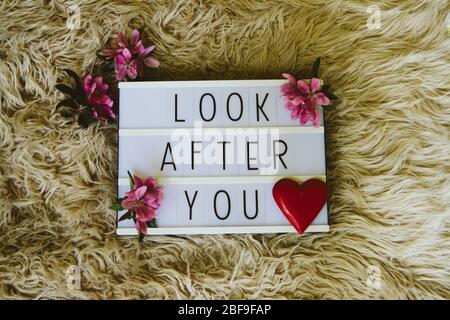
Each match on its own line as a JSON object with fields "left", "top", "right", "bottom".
{"left": 99, "top": 32, "right": 126, "bottom": 58}
{"left": 101, "top": 29, "right": 160, "bottom": 80}
{"left": 120, "top": 175, "right": 164, "bottom": 236}
{"left": 280, "top": 73, "right": 304, "bottom": 105}
{"left": 297, "top": 78, "right": 330, "bottom": 106}
{"left": 83, "top": 73, "right": 115, "bottom": 121}
{"left": 121, "top": 186, "right": 158, "bottom": 236}
{"left": 137, "top": 43, "right": 160, "bottom": 69}
{"left": 280, "top": 74, "right": 330, "bottom": 127}
{"left": 114, "top": 48, "right": 138, "bottom": 81}
{"left": 101, "top": 30, "right": 139, "bottom": 58}
{"left": 91, "top": 103, "right": 116, "bottom": 121}
{"left": 133, "top": 175, "right": 164, "bottom": 209}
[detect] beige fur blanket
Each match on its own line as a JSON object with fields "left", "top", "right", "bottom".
{"left": 0, "top": 0, "right": 449, "bottom": 299}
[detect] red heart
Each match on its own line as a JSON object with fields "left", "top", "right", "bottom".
{"left": 272, "top": 178, "right": 327, "bottom": 234}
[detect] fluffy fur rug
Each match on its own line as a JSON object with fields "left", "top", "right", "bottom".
{"left": 0, "top": 0, "right": 449, "bottom": 299}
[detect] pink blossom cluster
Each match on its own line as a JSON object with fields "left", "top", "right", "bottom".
{"left": 280, "top": 74, "right": 330, "bottom": 127}
{"left": 101, "top": 30, "right": 160, "bottom": 81}
{"left": 121, "top": 175, "right": 164, "bottom": 235}
{"left": 82, "top": 73, "right": 115, "bottom": 121}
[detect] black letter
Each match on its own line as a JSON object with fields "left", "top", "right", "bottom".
{"left": 214, "top": 190, "right": 231, "bottom": 220}
{"left": 273, "top": 140, "right": 288, "bottom": 169}
{"left": 174, "top": 94, "right": 185, "bottom": 122}
{"left": 191, "top": 141, "right": 202, "bottom": 170}
{"left": 247, "top": 141, "right": 258, "bottom": 171}
{"left": 226, "top": 93, "right": 243, "bottom": 121}
{"left": 160, "top": 142, "right": 176, "bottom": 171}
{"left": 218, "top": 141, "right": 230, "bottom": 170}
{"left": 199, "top": 93, "right": 216, "bottom": 122}
{"left": 243, "top": 190, "right": 259, "bottom": 220}
{"left": 184, "top": 191, "right": 198, "bottom": 220}
{"left": 256, "top": 93, "right": 269, "bottom": 121}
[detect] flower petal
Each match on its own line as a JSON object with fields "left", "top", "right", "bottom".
{"left": 284, "top": 101, "right": 297, "bottom": 111}
{"left": 115, "top": 70, "right": 126, "bottom": 81}
{"left": 305, "top": 98, "right": 317, "bottom": 111}
{"left": 315, "top": 92, "right": 330, "bottom": 106}
{"left": 312, "top": 111, "right": 321, "bottom": 127}
{"left": 121, "top": 48, "right": 132, "bottom": 60}
{"left": 300, "top": 111, "right": 311, "bottom": 126}
{"left": 124, "top": 190, "right": 136, "bottom": 199}
{"left": 115, "top": 54, "right": 125, "bottom": 66}
{"left": 143, "top": 193, "right": 158, "bottom": 208}
{"left": 136, "top": 206, "right": 157, "bottom": 222}
{"left": 280, "top": 83, "right": 292, "bottom": 95}
{"left": 311, "top": 78, "right": 321, "bottom": 91}
{"left": 144, "top": 176, "right": 157, "bottom": 189}
{"left": 118, "top": 32, "right": 128, "bottom": 48}
{"left": 94, "top": 77, "right": 108, "bottom": 93}
{"left": 282, "top": 73, "right": 297, "bottom": 85}
{"left": 297, "top": 80, "right": 310, "bottom": 94}
{"left": 135, "top": 220, "right": 148, "bottom": 235}
{"left": 122, "top": 59, "right": 138, "bottom": 79}
{"left": 142, "top": 45, "right": 156, "bottom": 56}
{"left": 83, "top": 73, "right": 92, "bottom": 93}
{"left": 133, "top": 176, "right": 144, "bottom": 189}
{"left": 121, "top": 198, "right": 137, "bottom": 209}
{"left": 100, "top": 48, "right": 116, "bottom": 58}
{"left": 96, "top": 95, "right": 114, "bottom": 108}
{"left": 131, "top": 30, "right": 140, "bottom": 45}
{"left": 291, "top": 95, "right": 305, "bottom": 106}
{"left": 127, "top": 67, "right": 138, "bottom": 79}
{"left": 134, "top": 41, "right": 144, "bottom": 55}
{"left": 134, "top": 186, "right": 147, "bottom": 200}
{"left": 137, "top": 44, "right": 155, "bottom": 57}
{"left": 143, "top": 56, "right": 160, "bottom": 68}
{"left": 93, "top": 105, "right": 115, "bottom": 121}
{"left": 290, "top": 106, "right": 301, "bottom": 120}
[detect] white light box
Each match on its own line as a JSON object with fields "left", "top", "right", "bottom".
{"left": 117, "top": 80, "right": 329, "bottom": 235}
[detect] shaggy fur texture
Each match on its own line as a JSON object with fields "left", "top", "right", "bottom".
{"left": 0, "top": 0, "right": 449, "bottom": 299}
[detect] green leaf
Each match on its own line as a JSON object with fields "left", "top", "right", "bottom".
{"left": 56, "top": 98, "right": 78, "bottom": 110}
{"left": 327, "top": 92, "right": 338, "bottom": 100}
{"left": 96, "top": 50, "right": 110, "bottom": 62}
{"left": 138, "top": 232, "right": 145, "bottom": 242}
{"left": 311, "top": 58, "right": 321, "bottom": 78}
{"left": 127, "top": 170, "right": 134, "bottom": 190}
{"left": 321, "top": 84, "right": 330, "bottom": 92}
{"left": 63, "top": 69, "right": 83, "bottom": 96}
{"left": 104, "top": 61, "right": 115, "bottom": 72}
{"left": 60, "top": 109, "right": 75, "bottom": 118}
{"left": 78, "top": 110, "right": 93, "bottom": 128}
{"left": 56, "top": 84, "right": 76, "bottom": 99}
{"left": 110, "top": 202, "right": 124, "bottom": 211}
{"left": 146, "top": 218, "right": 157, "bottom": 228}
{"left": 111, "top": 197, "right": 126, "bottom": 212}
{"left": 74, "top": 92, "right": 88, "bottom": 106}
{"left": 118, "top": 210, "right": 132, "bottom": 221}
{"left": 318, "top": 83, "right": 337, "bottom": 101}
